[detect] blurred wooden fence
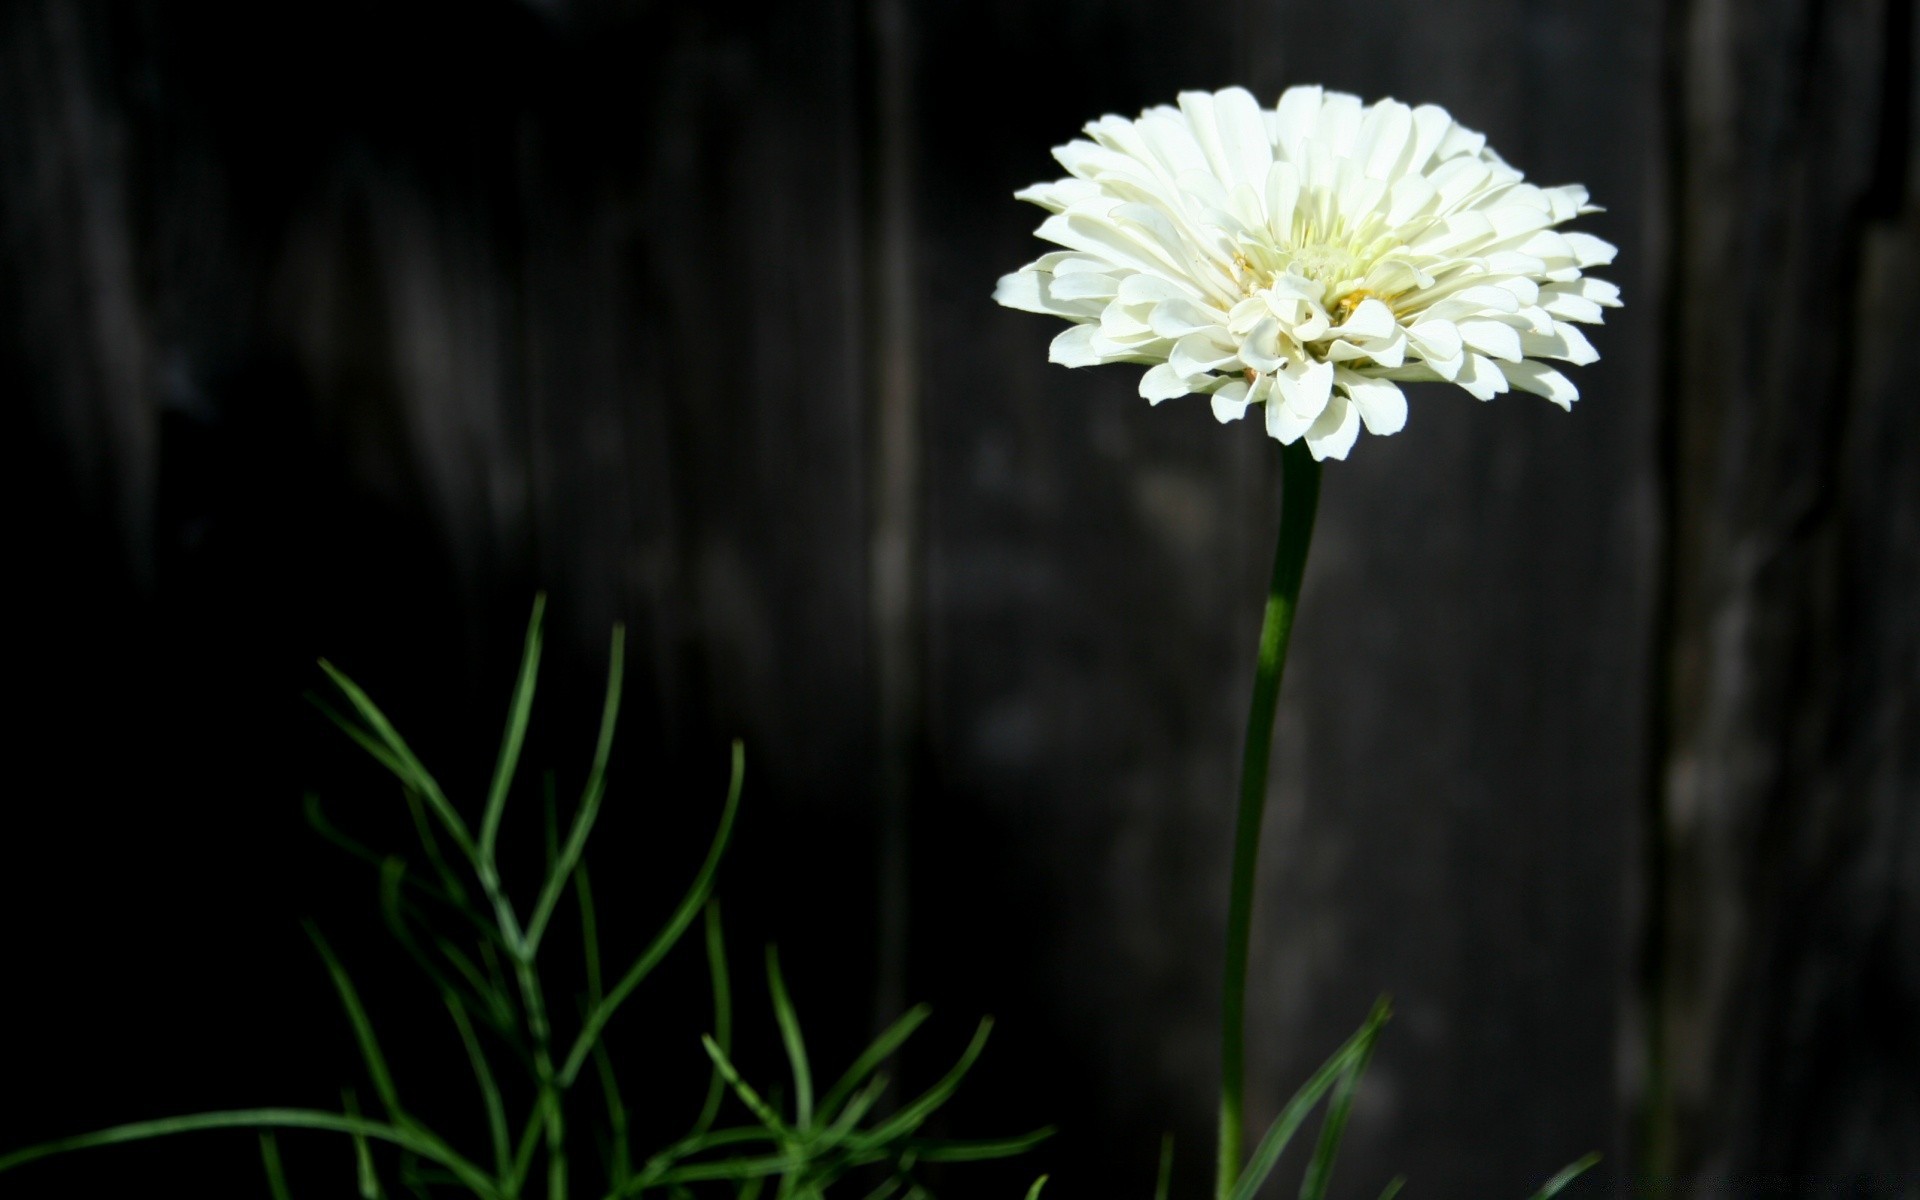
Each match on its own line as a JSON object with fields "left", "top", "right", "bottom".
{"left": 2, "top": 0, "right": 1915, "bottom": 1195}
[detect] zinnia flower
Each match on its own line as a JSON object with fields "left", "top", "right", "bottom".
{"left": 993, "top": 86, "right": 1620, "bottom": 460}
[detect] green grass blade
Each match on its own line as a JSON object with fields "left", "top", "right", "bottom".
{"left": 1528, "top": 1152, "right": 1600, "bottom": 1200}
{"left": 906, "top": 1128, "right": 1054, "bottom": 1162}
{"left": 700, "top": 1035, "right": 793, "bottom": 1139}
{"left": 342, "top": 1090, "right": 383, "bottom": 1199}
{"left": 480, "top": 594, "right": 545, "bottom": 866}
{"left": 402, "top": 789, "right": 472, "bottom": 909}
{"left": 848, "top": 1018, "right": 993, "bottom": 1150}
{"left": 1155, "top": 1133, "right": 1174, "bottom": 1200}
{"left": 306, "top": 924, "right": 406, "bottom": 1122}
{"left": 445, "top": 992, "right": 512, "bottom": 1181}
{"left": 1024, "top": 1177, "right": 1049, "bottom": 1200}
{"left": 765, "top": 946, "right": 814, "bottom": 1129}
{"left": 561, "top": 740, "right": 744, "bottom": 1087}
{"left": 526, "top": 624, "right": 626, "bottom": 952}
{"left": 0, "top": 1109, "right": 500, "bottom": 1197}
{"left": 260, "top": 1133, "right": 294, "bottom": 1200}
{"left": 317, "top": 660, "right": 474, "bottom": 861}
{"left": 817, "top": 1004, "right": 930, "bottom": 1121}
{"left": 692, "top": 901, "right": 734, "bottom": 1138}
{"left": 1229, "top": 1002, "right": 1390, "bottom": 1200}
{"left": 1377, "top": 1177, "right": 1406, "bottom": 1200}
{"left": 1300, "top": 996, "right": 1389, "bottom": 1200}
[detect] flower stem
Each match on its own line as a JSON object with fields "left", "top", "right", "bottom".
{"left": 1217, "top": 438, "right": 1322, "bottom": 1199}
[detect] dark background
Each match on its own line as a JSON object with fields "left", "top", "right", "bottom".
{"left": 3, "top": 0, "right": 1916, "bottom": 1196}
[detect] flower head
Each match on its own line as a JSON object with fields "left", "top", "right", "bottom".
{"left": 994, "top": 86, "right": 1620, "bottom": 461}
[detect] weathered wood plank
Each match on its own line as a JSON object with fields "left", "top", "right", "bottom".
{"left": 1650, "top": 0, "right": 1920, "bottom": 1183}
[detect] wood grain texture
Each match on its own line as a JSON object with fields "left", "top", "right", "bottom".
{"left": 1651, "top": 0, "right": 1920, "bottom": 1184}
{"left": 1, "top": 0, "right": 1914, "bottom": 1196}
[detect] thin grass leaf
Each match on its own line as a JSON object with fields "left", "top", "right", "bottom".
{"left": 907, "top": 1128, "right": 1055, "bottom": 1162}
{"left": 859, "top": 1177, "right": 905, "bottom": 1200}
{"left": 342, "top": 1090, "right": 383, "bottom": 1200}
{"left": 848, "top": 1018, "right": 993, "bottom": 1150}
{"left": 260, "top": 1134, "right": 294, "bottom": 1200}
{"left": 480, "top": 594, "right": 545, "bottom": 865}
{"left": 318, "top": 660, "right": 474, "bottom": 860}
{"left": 817, "top": 1004, "right": 930, "bottom": 1121}
{"left": 0, "top": 1109, "right": 500, "bottom": 1197}
{"left": 561, "top": 740, "right": 744, "bottom": 1087}
{"left": 1300, "top": 996, "right": 1389, "bottom": 1200}
{"left": 525, "top": 624, "right": 626, "bottom": 951}
{"left": 304, "top": 793, "right": 384, "bottom": 872}
{"left": 377, "top": 858, "right": 499, "bottom": 1034}
{"left": 445, "top": 992, "right": 512, "bottom": 1181}
{"left": 1025, "top": 1177, "right": 1050, "bottom": 1200}
{"left": 1228, "top": 1003, "right": 1391, "bottom": 1200}
{"left": 576, "top": 863, "right": 634, "bottom": 1185}
{"left": 692, "top": 902, "right": 735, "bottom": 1137}
{"left": 1155, "top": 1133, "right": 1174, "bottom": 1200}
{"left": 1377, "top": 1177, "right": 1406, "bottom": 1200}
{"left": 403, "top": 788, "right": 472, "bottom": 909}
{"left": 1527, "top": 1152, "right": 1600, "bottom": 1200}
{"left": 307, "top": 925, "right": 406, "bottom": 1123}
{"left": 700, "top": 1035, "right": 793, "bottom": 1138}
{"left": 818, "top": 1074, "right": 891, "bottom": 1145}
{"left": 765, "top": 946, "right": 815, "bottom": 1128}
{"left": 309, "top": 692, "right": 412, "bottom": 783}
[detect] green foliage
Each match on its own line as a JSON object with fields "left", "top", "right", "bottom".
{"left": 0, "top": 597, "right": 1046, "bottom": 1199}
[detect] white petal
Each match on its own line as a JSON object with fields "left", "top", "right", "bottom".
{"left": 1139, "top": 362, "right": 1193, "bottom": 403}
{"left": 1302, "top": 393, "right": 1361, "bottom": 460}
{"left": 1149, "top": 297, "right": 1226, "bottom": 338}
{"left": 1273, "top": 357, "right": 1335, "bottom": 420}
{"left": 1048, "top": 323, "right": 1104, "bottom": 367}
{"left": 1211, "top": 379, "right": 1252, "bottom": 423}
{"left": 1338, "top": 369, "right": 1408, "bottom": 435}
{"left": 1170, "top": 330, "right": 1238, "bottom": 376}
{"left": 1501, "top": 360, "right": 1580, "bottom": 410}
{"left": 1454, "top": 351, "right": 1510, "bottom": 400}
{"left": 1273, "top": 85, "right": 1324, "bottom": 160}
{"left": 1562, "top": 232, "right": 1617, "bottom": 267}
{"left": 1239, "top": 316, "right": 1286, "bottom": 373}
{"left": 1457, "top": 318, "right": 1525, "bottom": 362}
{"left": 1328, "top": 297, "right": 1397, "bottom": 341}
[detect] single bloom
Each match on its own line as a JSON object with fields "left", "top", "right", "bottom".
{"left": 993, "top": 85, "right": 1621, "bottom": 461}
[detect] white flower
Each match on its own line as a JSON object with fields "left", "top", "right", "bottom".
{"left": 993, "top": 86, "right": 1621, "bottom": 461}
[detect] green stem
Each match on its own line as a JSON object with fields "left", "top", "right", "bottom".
{"left": 1216, "top": 438, "right": 1322, "bottom": 1199}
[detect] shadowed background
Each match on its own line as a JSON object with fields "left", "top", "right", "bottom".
{"left": 2, "top": 0, "right": 1916, "bottom": 1196}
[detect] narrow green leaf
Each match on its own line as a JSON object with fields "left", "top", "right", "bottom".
{"left": 525, "top": 624, "right": 627, "bottom": 952}
{"left": 480, "top": 594, "right": 546, "bottom": 865}
{"left": 0, "top": 1109, "right": 500, "bottom": 1197}
{"left": 341, "top": 1090, "right": 383, "bottom": 1200}
{"left": 402, "top": 788, "right": 471, "bottom": 909}
{"left": 765, "top": 946, "right": 815, "bottom": 1129}
{"left": 818, "top": 1073, "right": 890, "bottom": 1146}
{"left": 318, "top": 659, "right": 474, "bottom": 861}
{"left": 260, "top": 1133, "right": 293, "bottom": 1200}
{"left": 1024, "top": 1176, "right": 1050, "bottom": 1200}
{"left": 848, "top": 1018, "right": 993, "bottom": 1150}
{"left": 1300, "top": 996, "right": 1389, "bottom": 1200}
{"left": 817, "top": 1005, "right": 930, "bottom": 1122}
{"left": 1528, "top": 1152, "right": 1600, "bottom": 1200}
{"left": 307, "top": 925, "right": 405, "bottom": 1123}
{"left": 1377, "top": 1177, "right": 1406, "bottom": 1200}
{"left": 907, "top": 1127, "right": 1055, "bottom": 1161}
{"left": 1155, "top": 1133, "right": 1175, "bottom": 1200}
{"left": 691, "top": 901, "right": 734, "bottom": 1138}
{"left": 444, "top": 993, "right": 511, "bottom": 1181}
{"left": 700, "top": 1035, "right": 792, "bottom": 1138}
{"left": 561, "top": 740, "right": 744, "bottom": 1087}
{"left": 1229, "top": 1002, "right": 1390, "bottom": 1200}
